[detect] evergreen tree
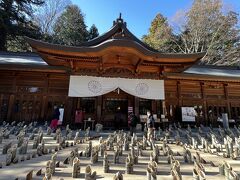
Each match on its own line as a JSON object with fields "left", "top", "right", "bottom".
{"left": 142, "top": 13, "right": 173, "bottom": 52}
{"left": 0, "top": 0, "right": 44, "bottom": 51}
{"left": 53, "top": 4, "right": 88, "bottom": 46}
{"left": 88, "top": 24, "right": 99, "bottom": 40}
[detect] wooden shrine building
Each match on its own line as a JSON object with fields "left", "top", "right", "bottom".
{"left": 0, "top": 16, "right": 240, "bottom": 128}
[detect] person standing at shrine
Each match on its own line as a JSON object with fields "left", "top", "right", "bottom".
{"left": 146, "top": 110, "right": 155, "bottom": 140}
{"left": 50, "top": 105, "right": 60, "bottom": 131}
{"left": 129, "top": 112, "right": 139, "bottom": 136}
{"left": 75, "top": 108, "right": 85, "bottom": 129}
{"left": 53, "top": 105, "right": 60, "bottom": 119}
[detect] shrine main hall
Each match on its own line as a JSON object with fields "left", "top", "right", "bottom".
{"left": 0, "top": 16, "right": 240, "bottom": 128}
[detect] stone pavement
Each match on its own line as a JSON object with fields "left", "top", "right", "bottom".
{"left": 0, "top": 123, "right": 240, "bottom": 180}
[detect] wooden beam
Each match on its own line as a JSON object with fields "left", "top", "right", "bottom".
{"left": 103, "top": 63, "right": 135, "bottom": 72}
{"left": 99, "top": 57, "right": 103, "bottom": 71}
{"left": 70, "top": 60, "right": 74, "bottom": 69}
{"left": 135, "top": 59, "right": 143, "bottom": 73}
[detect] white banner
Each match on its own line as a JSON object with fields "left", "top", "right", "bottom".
{"left": 181, "top": 107, "right": 196, "bottom": 122}
{"left": 68, "top": 76, "right": 165, "bottom": 100}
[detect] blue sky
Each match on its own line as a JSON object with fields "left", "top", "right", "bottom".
{"left": 72, "top": 0, "right": 240, "bottom": 38}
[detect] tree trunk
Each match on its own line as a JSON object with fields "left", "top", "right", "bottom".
{"left": 0, "top": 28, "right": 7, "bottom": 51}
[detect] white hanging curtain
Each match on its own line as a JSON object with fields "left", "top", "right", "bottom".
{"left": 68, "top": 76, "right": 165, "bottom": 100}
{"left": 69, "top": 76, "right": 118, "bottom": 97}
{"left": 118, "top": 78, "right": 164, "bottom": 100}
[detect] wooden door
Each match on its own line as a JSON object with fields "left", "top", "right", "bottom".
{"left": 0, "top": 94, "right": 10, "bottom": 122}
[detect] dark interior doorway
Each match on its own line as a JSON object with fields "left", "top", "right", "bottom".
{"left": 104, "top": 98, "right": 128, "bottom": 129}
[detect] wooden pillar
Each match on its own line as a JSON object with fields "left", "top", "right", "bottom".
{"left": 7, "top": 94, "right": 15, "bottom": 121}
{"left": 77, "top": 97, "right": 81, "bottom": 109}
{"left": 134, "top": 97, "right": 139, "bottom": 116}
{"left": 176, "top": 81, "right": 181, "bottom": 123}
{"left": 234, "top": 107, "right": 238, "bottom": 117}
{"left": 152, "top": 100, "right": 157, "bottom": 114}
{"left": 7, "top": 71, "right": 17, "bottom": 121}
{"left": 200, "top": 82, "right": 207, "bottom": 125}
{"left": 128, "top": 97, "right": 132, "bottom": 107}
{"left": 0, "top": 94, "right": 2, "bottom": 119}
{"left": 46, "top": 74, "right": 50, "bottom": 94}
{"left": 64, "top": 96, "right": 73, "bottom": 125}
{"left": 97, "top": 96, "right": 102, "bottom": 122}
{"left": 176, "top": 81, "right": 182, "bottom": 107}
{"left": 40, "top": 96, "right": 47, "bottom": 120}
{"left": 41, "top": 74, "right": 49, "bottom": 121}
{"left": 224, "top": 83, "right": 231, "bottom": 118}
{"left": 71, "top": 97, "right": 77, "bottom": 124}
{"left": 162, "top": 100, "right": 166, "bottom": 115}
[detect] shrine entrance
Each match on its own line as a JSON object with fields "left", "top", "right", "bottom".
{"left": 73, "top": 87, "right": 166, "bottom": 129}
{"left": 101, "top": 89, "right": 132, "bottom": 129}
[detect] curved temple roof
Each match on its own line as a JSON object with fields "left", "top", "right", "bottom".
{"left": 26, "top": 15, "right": 205, "bottom": 76}
{"left": 0, "top": 51, "right": 239, "bottom": 82}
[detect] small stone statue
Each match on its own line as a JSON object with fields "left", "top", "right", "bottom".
{"left": 85, "top": 141, "right": 92, "bottom": 157}
{"left": 0, "top": 133, "right": 3, "bottom": 144}
{"left": 85, "top": 165, "right": 97, "bottom": 180}
{"left": 29, "top": 133, "right": 34, "bottom": 140}
{"left": 171, "top": 160, "right": 182, "bottom": 180}
{"left": 32, "top": 137, "right": 39, "bottom": 149}
{"left": 37, "top": 145, "right": 43, "bottom": 156}
{"left": 103, "top": 151, "right": 109, "bottom": 173}
{"left": 72, "top": 157, "right": 81, "bottom": 178}
{"left": 6, "top": 152, "right": 12, "bottom": 166}
{"left": 17, "top": 134, "right": 24, "bottom": 147}
{"left": 91, "top": 146, "right": 99, "bottom": 164}
{"left": 51, "top": 152, "right": 57, "bottom": 173}
{"left": 142, "top": 135, "right": 147, "bottom": 150}
{"left": 18, "top": 139, "right": 28, "bottom": 154}
{"left": 74, "top": 130, "right": 80, "bottom": 144}
{"left": 66, "top": 124, "right": 70, "bottom": 135}
{"left": 47, "top": 127, "right": 52, "bottom": 135}
{"left": 113, "top": 149, "right": 120, "bottom": 164}
{"left": 99, "top": 142, "right": 106, "bottom": 157}
{"left": 43, "top": 168, "right": 52, "bottom": 180}
{"left": 46, "top": 160, "right": 55, "bottom": 176}
{"left": 67, "top": 130, "right": 73, "bottom": 140}
{"left": 2, "top": 142, "right": 12, "bottom": 154}
{"left": 85, "top": 127, "right": 90, "bottom": 138}
{"left": 183, "top": 147, "right": 192, "bottom": 163}
{"left": 95, "top": 123, "right": 103, "bottom": 134}
{"left": 69, "top": 150, "right": 76, "bottom": 166}
{"left": 113, "top": 171, "right": 123, "bottom": 180}
{"left": 123, "top": 138, "right": 129, "bottom": 151}
{"left": 146, "top": 161, "right": 157, "bottom": 180}
{"left": 42, "top": 140, "right": 48, "bottom": 154}
{"left": 125, "top": 154, "right": 133, "bottom": 174}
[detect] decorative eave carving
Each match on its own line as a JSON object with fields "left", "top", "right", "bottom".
{"left": 26, "top": 15, "right": 205, "bottom": 79}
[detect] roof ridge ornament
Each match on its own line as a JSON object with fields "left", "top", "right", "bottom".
{"left": 113, "top": 13, "right": 127, "bottom": 27}
{"left": 119, "top": 13, "right": 122, "bottom": 20}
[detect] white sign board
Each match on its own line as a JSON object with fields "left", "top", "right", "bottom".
{"left": 58, "top": 108, "right": 64, "bottom": 125}
{"left": 181, "top": 107, "right": 196, "bottom": 122}
{"left": 222, "top": 113, "right": 229, "bottom": 129}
